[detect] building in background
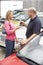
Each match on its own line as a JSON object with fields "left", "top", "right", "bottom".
{"left": 0, "top": 0, "right": 43, "bottom": 17}
{"left": 1, "top": 1, "right": 23, "bottom": 18}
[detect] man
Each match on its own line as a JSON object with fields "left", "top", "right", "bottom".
{"left": 20, "top": 7, "right": 41, "bottom": 45}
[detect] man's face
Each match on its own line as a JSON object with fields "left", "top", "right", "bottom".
{"left": 28, "top": 10, "right": 34, "bottom": 18}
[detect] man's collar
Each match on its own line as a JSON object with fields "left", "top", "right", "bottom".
{"left": 31, "top": 15, "right": 37, "bottom": 21}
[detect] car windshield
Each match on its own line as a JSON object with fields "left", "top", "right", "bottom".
{"left": 19, "top": 33, "right": 43, "bottom": 65}
{"left": 39, "top": 16, "right": 43, "bottom": 28}
{"left": 15, "top": 13, "right": 29, "bottom": 21}
{"left": 13, "top": 12, "right": 21, "bottom": 18}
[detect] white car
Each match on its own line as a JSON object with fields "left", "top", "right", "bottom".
{"left": 0, "top": 13, "right": 43, "bottom": 49}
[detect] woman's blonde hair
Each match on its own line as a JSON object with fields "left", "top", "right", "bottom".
{"left": 6, "top": 10, "right": 12, "bottom": 20}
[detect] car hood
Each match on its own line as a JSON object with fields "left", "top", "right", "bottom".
{"left": 0, "top": 53, "right": 28, "bottom": 65}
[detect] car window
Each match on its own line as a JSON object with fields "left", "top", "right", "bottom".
{"left": 13, "top": 12, "right": 21, "bottom": 18}
{"left": 19, "top": 33, "right": 43, "bottom": 65}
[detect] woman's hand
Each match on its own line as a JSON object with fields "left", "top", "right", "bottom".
{"left": 13, "top": 26, "right": 21, "bottom": 32}
{"left": 16, "top": 26, "right": 21, "bottom": 29}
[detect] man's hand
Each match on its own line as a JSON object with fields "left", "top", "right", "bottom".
{"left": 20, "top": 34, "right": 37, "bottom": 45}
{"left": 20, "top": 21, "right": 27, "bottom": 27}
{"left": 20, "top": 39, "right": 28, "bottom": 45}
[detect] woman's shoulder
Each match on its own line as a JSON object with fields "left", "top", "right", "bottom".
{"left": 5, "top": 20, "right": 9, "bottom": 24}
{"left": 4, "top": 20, "right": 9, "bottom": 26}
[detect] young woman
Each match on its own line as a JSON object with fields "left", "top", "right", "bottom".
{"left": 4, "top": 10, "right": 20, "bottom": 57}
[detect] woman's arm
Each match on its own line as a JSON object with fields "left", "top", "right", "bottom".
{"left": 5, "top": 22, "right": 20, "bottom": 35}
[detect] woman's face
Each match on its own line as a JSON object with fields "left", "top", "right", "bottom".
{"left": 9, "top": 12, "right": 13, "bottom": 20}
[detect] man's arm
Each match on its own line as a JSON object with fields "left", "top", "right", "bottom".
{"left": 26, "top": 33, "right": 37, "bottom": 43}
{"left": 21, "top": 33, "right": 37, "bottom": 45}
{"left": 26, "top": 21, "right": 41, "bottom": 44}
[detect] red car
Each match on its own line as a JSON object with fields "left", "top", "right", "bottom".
{"left": 0, "top": 53, "right": 28, "bottom": 65}
{"left": 0, "top": 32, "right": 43, "bottom": 65}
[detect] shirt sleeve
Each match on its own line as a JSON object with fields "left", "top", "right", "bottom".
{"left": 33, "top": 21, "right": 41, "bottom": 35}
{"left": 4, "top": 21, "right": 14, "bottom": 35}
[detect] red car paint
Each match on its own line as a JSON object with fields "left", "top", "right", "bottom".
{"left": 0, "top": 53, "right": 28, "bottom": 65}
